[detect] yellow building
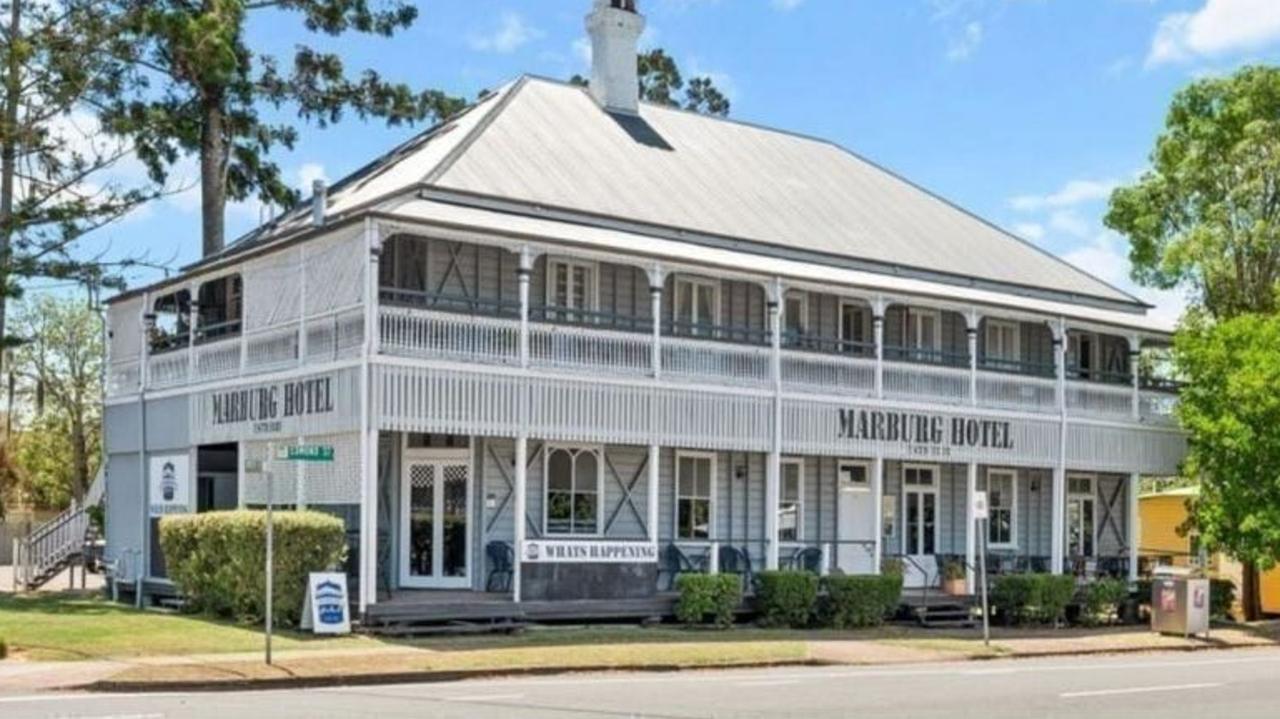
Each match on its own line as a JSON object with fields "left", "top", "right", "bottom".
{"left": 1139, "top": 486, "right": 1280, "bottom": 616}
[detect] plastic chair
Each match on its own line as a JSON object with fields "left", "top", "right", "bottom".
{"left": 485, "top": 541, "right": 514, "bottom": 593}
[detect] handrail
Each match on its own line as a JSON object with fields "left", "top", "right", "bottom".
{"left": 883, "top": 345, "right": 970, "bottom": 368}
{"left": 16, "top": 502, "right": 91, "bottom": 590}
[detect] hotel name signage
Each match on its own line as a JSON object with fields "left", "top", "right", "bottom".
{"left": 210, "top": 376, "right": 336, "bottom": 435}
{"left": 838, "top": 407, "right": 1014, "bottom": 458}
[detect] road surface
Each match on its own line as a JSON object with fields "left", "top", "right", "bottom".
{"left": 2, "top": 647, "right": 1279, "bottom": 718}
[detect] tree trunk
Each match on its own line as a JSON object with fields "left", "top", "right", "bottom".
{"left": 70, "top": 412, "right": 89, "bottom": 504}
{"left": 0, "top": 0, "right": 21, "bottom": 363}
{"left": 200, "top": 102, "right": 226, "bottom": 257}
{"left": 1241, "top": 560, "right": 1263, "bottom": 621}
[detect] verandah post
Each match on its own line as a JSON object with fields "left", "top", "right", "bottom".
{"left": 1128, "top": 472, "right": 1140, "bottom": 583}
{"left": 765, "top": 277, "right": 783, "bottom": 570}
{"left": 358, "top": 218, "right": 382, "bottom": 614}
{"left": 966, "top": 310, "right": 979, "bottom": 406}
{"left": 872, "top": 455, "right": 884, "bottom": 574}
{"left": 513, "top": 246, "right": 533, "bottom": 603}
{"left": 1051, "top": 318, "right": 1067, "bottom": 576}
{"left": 872, "top": 296, "right": 886, "bottom": 399}
{"left": 965, "top": 461, "right": 977, "bottom": 593}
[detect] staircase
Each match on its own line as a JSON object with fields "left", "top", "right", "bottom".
{"left": 902, "top": 590, "right": 977, "bottom": 629}
{"left": 11, "top": 472, "right": 102, "bottom": 591}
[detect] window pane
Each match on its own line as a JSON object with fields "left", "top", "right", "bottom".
{"left": 695, "top": 458, "right": 711, "bottom": 498}
{"left": 678, "top": 457, "right": 694, "bottom": 495}
{"left": 573, "top": 494, "right": 597, "bottom": 533}
{"left": 783, "top": 464, "right": 800, "bottom": 501}
{"left": 574, "top": 451, "right": 597, "bottom": 492}
{"left": 547, "top": 491, "right": 572, "bottom": 533}
{"left": 548, "top": 450, "right": 572, "bottom": 491}
{"left": 696, "top": 284, "right": 716, "bottom": 325}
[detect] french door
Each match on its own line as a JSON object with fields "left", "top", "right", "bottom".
{"left": 901, "top": 465, "right": 939, "bottom": 588}
{"left": 400, "top": 451, "right": 472, "bottom": 589}
{"left": 1066, "top": 475, "right": 1096, "bottom": 559}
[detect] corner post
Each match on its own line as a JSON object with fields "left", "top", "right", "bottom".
{"left": 1051, "top": 318, "right": 1068, "bottom": 576}
{"left": 358, "top": 219, "right": 383, "bottom": 614}
{"left": 765, "top": 277, "right": 783, "bottom": 570}
{"left": 513, "top": 246, "right": 534, "bottom": 603}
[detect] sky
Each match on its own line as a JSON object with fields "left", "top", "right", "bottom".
{"left": 63, "top": 0, "right": 1280, "bottom": 325}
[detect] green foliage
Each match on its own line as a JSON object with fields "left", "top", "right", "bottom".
{"left": 569, "top": 48, "right": 731, "bottom": 117}
{"left": 753, "top": 571, "right": 818, "bottom": 628}
{"left": 0, "top": 637, "right": 6, "bottom": 659}
{"left": 674, "top": 573, "right": 741, "bottom": 628}
{"left": 991, "top": 574, "right": 1077, "bottom": 626}
{"left": 1105, "top": 65, "right": 1280, "bottom": 318}
{"left": 159, "top": 510, "right": 346, "bottom": 627}
{"left": 880, "top": 557, "right": 904, "bottom": 577}
{"left": 1210, "top": 578, "right": 1236, "bottom": 620}
{"left": 941, "top": 559, "right": 966, "bottom": 581}
{"left": 1081, "top": 578, "right": 1129, "bottom": 626}
{"left": 1174, "top": 314, "right": 1280, "bottom": 582}
{"left": 821, "top": 574, "right": 903, "bottom": 629}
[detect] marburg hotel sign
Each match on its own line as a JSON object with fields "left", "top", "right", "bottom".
{"left": 838, "top": 407, "right": 1015, "bottom": 458}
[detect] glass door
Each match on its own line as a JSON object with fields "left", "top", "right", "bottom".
{"left": 400, "top": 452, "right": 471, "bottom": 589}
{"left": 901, "top": 465, "right": 938, "bottom": 588}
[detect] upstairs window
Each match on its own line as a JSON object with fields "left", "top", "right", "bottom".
{"left": 149, "top": 289, "right": 191, "bottom": 353}
{"left": 196, "top": 275, "right": 242, "bottom": 343}
{"left": 839, "top": 301, "right": 872, "bottom": 355}
{"left": 546, "top": 258, "right": 597, "bottom": 324}
{"left": 984, "top": 319, "right": 1021, "bottom": 368}
{"left": 783, "top": 291, "right": 808, "bottom": 340}
{"left": 906, "top": 308, "right": 941, "bottom": 355}
{"left": 672, "top": 276, "right": 720, "bottom": 337}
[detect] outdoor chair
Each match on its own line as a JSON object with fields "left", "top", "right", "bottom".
{"left": 485, "top": 541, "right": 514, "bottom": 593}
{"left": 787, "top": 546, "right": 824, "bottom": 574}
{"left": 718, "top": 545, "right": 754, "bottom": 592}
{"left": 660, "top": 543, "right": 708, "bottom": 591}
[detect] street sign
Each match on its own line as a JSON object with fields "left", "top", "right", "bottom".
{"left": 275, "top": 444, "right": 334, "bottom": 462}
{"left": 972, "top": 490, "right": 989, "bottom": 521}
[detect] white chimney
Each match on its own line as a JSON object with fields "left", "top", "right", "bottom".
{"left": 586, "top": 0, "right": 645, "bottom": 114}
{"left": 311, "top": 179, "right": 327, "bottom": 227}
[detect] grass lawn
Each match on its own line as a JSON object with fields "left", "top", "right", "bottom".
{"left": 0, "top": 591, "right": 373, "bottom": 661}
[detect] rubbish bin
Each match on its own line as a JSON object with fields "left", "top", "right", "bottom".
{"left": 1151, "top": 566, "right": 1210, "bottom": 638}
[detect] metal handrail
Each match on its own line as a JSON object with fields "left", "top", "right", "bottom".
{"left": 882, "top": 345, "right": 971, "bottom": 368}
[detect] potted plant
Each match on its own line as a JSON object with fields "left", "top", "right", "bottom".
{"left": 941, "top": 559, "right": 968, "bottom": 596}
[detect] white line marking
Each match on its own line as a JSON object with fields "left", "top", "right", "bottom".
{"left": 735, "top": 679, "right": 801, "bottom": 687}
{"left": 1061, "top": 682, "right": 1223, "bottom": 699}
{"left": 441, "top": 693, "right": 526, "bottom": 702}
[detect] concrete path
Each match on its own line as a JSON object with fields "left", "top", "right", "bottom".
{"left": 3, "top": 647, "right": 1279, "bottom": 718}
{"left": 0, "top": 565, "right": 104, "bottom": 594}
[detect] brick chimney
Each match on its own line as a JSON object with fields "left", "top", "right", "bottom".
{"left": 585, "top": 0, "right": 645, "bottom": 114}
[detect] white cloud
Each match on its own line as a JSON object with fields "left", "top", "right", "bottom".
{"left": 1060, "top": 232, "right": 1186, "bottom": 326}
{"left": 296, "top": 163, "right": 329, "bottom": 193}
{"left": 771, "top": 0, "right": 805, "bottom": 10}
{"left": 572, "top": 36, "right": 592, "bottom": 68}
{"left": 1048, "top": 209, "right": 1091, "bottom": 239}
{"left": 946, "top": 21, "right": 984, "bottom": 61}
{"left": 468, "top": 11, "right": 542, "bottom": 54}
{"left": 1146, "top": 0, "right": 1280, "bottom": 66}
{"left": 1009, "top": 178, "right": 1118, "bottom": 212}
{"left": 1012, "top": 222, "right": 1045, "bottom": 241}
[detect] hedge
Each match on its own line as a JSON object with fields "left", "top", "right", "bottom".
{"left": 991, "top": 574, "right": 1075, "bottom": 626}
{"left": 754, "top": 571, "right": 818, "bottom": 628}
{"left": 159, "top": 510, "right": 347, "bottom": 626}
{"left": 1081, "top": 578, "right": 1129, "bottom": 626}
{"left": 822, "top": 574, "right": 903, "bottom": 629}
{"left": 675, "top": 574, "right": 742, "bottom": 628}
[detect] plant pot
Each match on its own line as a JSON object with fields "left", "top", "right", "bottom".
{"left": 942, "top": 577, "right": 968, "bottom": 596}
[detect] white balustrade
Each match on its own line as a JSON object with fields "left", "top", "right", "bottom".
{"left": 1139, "top": 390, "right": 1179, "bottom": 426}
{"left": 976, "top": 371, "right": 1057, "bottom": 412}
{"left": 1065, "top": 380, "right": 1133, "bottom": 419}
{"left": 660, "top": 336, "right": 772, "bottom": 387}
{"left": 781, "top": 350, "right": 875, "bottom": 396}
{"left": 882, "top": 360, "right": 970, "bottom": 404}
{"left": 107, "top": 360, "right": 141, "bottom": 396}
{"left": 528, "top": 322, "right": 651, "bottom": 375}
{"left": 194, "top": 339, "right": 242, "bottom": 381}
{"left": 244, "top": 324, "right": 300, "bottom": 373}
{"left": 147, "top": 350, "right": 190, "bottom": 388}
{"left": 378, "top": 306, "right": 518, "bottom": 365}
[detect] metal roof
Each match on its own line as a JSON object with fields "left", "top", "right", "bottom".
{"left": 184, "top": 74, "right": 1142, "bottom": 311}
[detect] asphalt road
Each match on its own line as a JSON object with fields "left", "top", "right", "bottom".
{"left": 4, "top": 647, "right": 1280, "bottom": 718}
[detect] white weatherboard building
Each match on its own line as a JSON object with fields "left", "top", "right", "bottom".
{"left": 102, "top": 0, "right": 1184, "bottom": 625}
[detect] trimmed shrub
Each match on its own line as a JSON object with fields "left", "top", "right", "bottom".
{"left": 754, "top": 571, "right": 818, "bottom": 628}
{"left": 675, "top": 574, "right": 742, "bottom": 628}
{"left": 991, "top": 574, "right": 1077, "bottom": 626}
{"left": 1210, "top": 578, "right": 1236, "bottom": 620}
{"left": 1081, "top": 578, "right": 1129, "bottom": 626}
{"left": 159, "top": 510, "right": 347, "bottom": 627}
{"left": 880, "top": 557, "right": 904, "bottom": 578}
{"left": 822, "top": 574, "right": 903, "bottom": 629}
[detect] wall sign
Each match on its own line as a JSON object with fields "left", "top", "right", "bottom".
{"left": 149, "top": 453, "right": 190, "bottom": 516}
{"left": 192, "top": 368, "right": 360, "bottom": 443}
{"left": 521, "top": 540, "right": 659, "bottom": 564}
{"left": 838, "top": 408, "right": 1014, "bottom": 458}
{"left": 300, "top": 572, "right": 351, "bottom": 634}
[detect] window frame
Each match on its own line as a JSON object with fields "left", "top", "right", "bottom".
{"left": 1066, "top": 472, "right": 1097, "bottom": 558}
{"left": 541, "top": 444, "right": 604, "bottom": 537}
{"left": 839, "top": 300, "right": 872, "bottom": 354}
{"left": 837, "top": 459, "right": 871, "bottom": 493}
{"left": 674, "top": 450, "right": 717, "bottom": 542}
{"left": 778, "top": 457, "right": 804, "bottom": 543}
{"left": 982, "top": 468, "right": 1018, "bottom": 549}
{"left": 672, "top": 275, "right": 721, "bottom": 335}
{"left": 900, "top": 463, "right": 941, "bottom": 556}
{"left": 984, "top": 319, "right": 1021, "bottom": 363}
{"left": 783, "top": 291, "right": 809, "bottom": 337}
{"left": 545, "top": 256, "right": 599, "bottom": 314}
{"left": 906, "top": 307, "right": 942, "bottom": 351}
{"left": 194, "top": 272, "right": 244, "bottom": 343}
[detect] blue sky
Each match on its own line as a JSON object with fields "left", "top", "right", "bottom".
{"left": 71, "top": 0, "right": 1280, "bottom": 323}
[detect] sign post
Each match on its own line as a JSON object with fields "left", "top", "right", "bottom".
{"left": 972, "top": 490, "right": 991, "bottom": 647}
{"left": 249, "top": 443, "right": 335, "bottom": 666}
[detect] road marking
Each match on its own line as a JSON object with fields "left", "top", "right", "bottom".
{"left": 441, "top": 693, "right": 526, "bottom": 702}
{"left": 735, "top": 679, "right": 801, "bottom": 687}
{"left": 0, "top": 693, "right": 187, "bottom": 704}
{"left": 1060, "top": 682, "right": 1223, "bottom": 699}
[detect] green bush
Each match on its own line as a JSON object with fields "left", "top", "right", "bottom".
{"left": 822, "top": 574, "right": 903, "bottom": 629}
{"left": 159, "top": 510, "right": 347, "bottom": 627}
{"left": 754, "top": 571, "right": 818, "bottom": 628}
{"left": 880, "top": 557, "right": 904, "bottom": 577}
{"left": 0, "top": 638, "right": 7, "bottom": 659}
{"left": 991, "top": 574, "right": 1077, "bottom": 626}
{"left": 1210, "top": 578, "right": 1236, "bottom": 620}
{"left": 674, "top": 574, "right": 742, "bottom": 628}
{"left": 1081, "top": 578, "right": 1129, "bottom": 626}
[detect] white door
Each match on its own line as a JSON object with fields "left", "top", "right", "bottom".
{"left": 400, "top": 451, "right": 472, "bottom": 589}
{"left": 836, "top": 461, "right": 875, "bottom": 574}
{"left": 901, "top": 465, "right": 939, "bottom": 588}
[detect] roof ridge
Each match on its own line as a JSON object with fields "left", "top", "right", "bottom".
{"left": 423, "top": 75, "right": 532, "bottom": 187}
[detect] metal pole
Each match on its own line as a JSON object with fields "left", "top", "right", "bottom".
{"left": 265, "top": 444, "right": 274, "bottom": 666}
{"left": 979, "top": 516, "right": 990, "bottom": 647}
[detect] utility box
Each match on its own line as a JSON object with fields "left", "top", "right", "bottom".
{"left": 1151, "top": 566, "right": 1210, "bottom": 638}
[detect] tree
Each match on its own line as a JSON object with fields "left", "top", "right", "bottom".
{"left": 1174, "top": 313, "right": 1280, "bottom": 619}
{"left": 1105, "top": 65, "right": 1280, "bottom": 318}
{"left": 0, "top": 1, "right": 156, "bottom": 356}
{"left": 1106, "top": 64, "right": 1280, "bottom": 620}
{"left": 9, "top": 294, "right": 102, "bottom": 504}
{"left": 571, "top": 48, "right": 731, "bottom": 117}
{"left": 101, "top": 1, "right": 466, "bottom": 257}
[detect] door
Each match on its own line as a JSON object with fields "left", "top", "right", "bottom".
{"left": 901, "top": 465, "right": 939, "bottom": 588}
{"left": 836, "top": 460, "right": 875, "bottom": 574}
{"left": 400, "top": 451, "right": 472, "bottom": 589}
{"left": 1066, "top": 475, "right": 1096, "bottom": 564}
